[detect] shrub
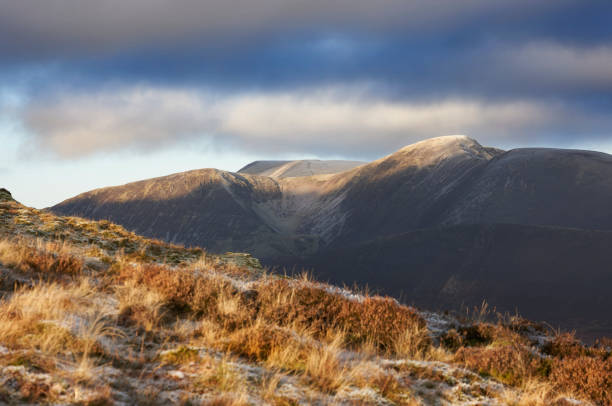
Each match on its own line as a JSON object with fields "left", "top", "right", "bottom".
{"left": 223, "top": 322, "right": 297, "bottom": 362}
{"left": 542, "top": 333, "right": 584, "bottom": 358}
{"left": 550, "top": 356, "right": 612, "bottom": 405}
{"left": 159, "top": 346, "right": 200, "bottom": 365}
{"left": 441, "top": 322, "right": 525, "bottom": 351}
{"left": 119, "top": 265, "right": 427, "bottom": 355}
{"left": 256, "top": 280, "right": 427, "bottom": 353}
{"left": 116, "top": 263, "right": 254, "bottom": 329}
{"left": 540, "top": 332, "right": 606, "bottom": 360}
{"left": 454, "top": 343, "right": 545, "bottom": 386}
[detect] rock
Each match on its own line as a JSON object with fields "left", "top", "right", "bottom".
{"left": 241, "top": 289, "right": 258, "bottom": 302}
{"left": 168, "top": 370, "right": 185, "bottom": 380}
{"left": 0, "top": 188, "right": 13, "bottom": 202}
{"left": 222, "top": 252, "right": 263, "bottom": 270}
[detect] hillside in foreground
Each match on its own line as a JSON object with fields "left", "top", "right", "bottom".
{"left": 1, "top": 188, "right": 611, "bottom": 405}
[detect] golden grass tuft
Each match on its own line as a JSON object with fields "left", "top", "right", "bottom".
{"left": 116, "top": 279, "right": 167, "bottom": 331}
{"left": 0, "top": 238, "right": 83, "bottom": 277}
{"left": 0, "top": 280, "right": 120, "bottom": 386}
{"left": 194, "top": 355, "right": 248, "bottom": 396}
{"left": 393, "top": 324, "right": 434, "bottom": 360}
{"left": 300, "top": 333, "right": 352, "bottom": 393}
{"left": 498, "top": 378, "right": 578, "bottom": 406}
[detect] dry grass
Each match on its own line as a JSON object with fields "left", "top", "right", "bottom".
{"left": 115, "top": 262, "right": 253, "bottom": 329}
{"left": 219, "top": 321, "right": 350, "bottom": 393}
{"left": 393, "top": 324, "right": 435, "bottom": 360}
{"left": 116, "top": 279, "right": 167, "bottom": 331}
{"left": 118, "top": 262, "right": 428, "bottom": 356}
{"left": 0, "top": 238, "right": 83, "bottom": 277}
{"left": 109, "top": 255, "right": 610, "bottom": 404}
{"left": 193, "top": 355, "right": 248, "bottom": 397}
{"left": 204, "top": 393, "right": 250, "bottom": 406}
{"left": 249, "top": 279, "right": 427, "bottom": 353}
{"left": 223, "top": 320, "right": 298, "bottom": 362}
{"left": 449, "top": 320, "right": 612, "bottom": 405}
{"left": 454, "top": 342, "right": 544, "bottom": 386}
{"left": 300, "top": 333, "right": 351, "bottom": 393}
{"left": 0, "top": 281, "right": 95, "bottom": 353}
{"left": 498, "top": 379, "right": 577, "bottom": 406}
{"left": 0, "top": 279, "right": 122, "bottom": 396}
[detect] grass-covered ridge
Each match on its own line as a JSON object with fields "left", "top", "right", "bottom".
{"left": 0, "top": 190, "right": 610, "bottom": 405}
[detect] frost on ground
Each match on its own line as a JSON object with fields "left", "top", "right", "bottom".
{"left": 0, "top": 191, "right": 607, "bottom": 405}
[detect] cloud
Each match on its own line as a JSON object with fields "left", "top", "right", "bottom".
{"left": 1, "top": 2, "right": 611, "bottom": 115}
{"left": 17, "top": 84, "right": 612, "bottom": 159}
{"left": 1, "top": 1, "right": 609, "bottom": 61}
{"left": 5, "top": 35, "right": 612, "bottom": 110}
{"left": 487, "top": 42, "right": 612, "bottom": 93}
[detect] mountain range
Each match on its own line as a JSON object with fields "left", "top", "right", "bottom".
{"left": 51, "top": 136, "right": 612, "bottom": 338}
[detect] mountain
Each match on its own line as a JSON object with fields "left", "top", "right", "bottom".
{"left": 51, "top": 136, "right": 612, "bottom": 337}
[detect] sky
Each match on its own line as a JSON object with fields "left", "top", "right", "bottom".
{"left": 1, "top": 1, "right": 612, "bottom": 208}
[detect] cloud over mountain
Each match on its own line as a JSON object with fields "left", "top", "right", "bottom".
{"left": 19, "top": 84, "right": 612, "bottom": 159}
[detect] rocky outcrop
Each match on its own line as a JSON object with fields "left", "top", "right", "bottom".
{"left": 0, "top": 188, "right": 13, "bottom": 202}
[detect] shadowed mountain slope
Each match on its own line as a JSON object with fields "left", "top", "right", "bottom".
{"left": 440, "top": 148, "right": 612, "bottom": 230}
{"left": 51, "top": 136, "right": 612, "bottom": 337}
{"left": 302, "top": 224, "right": 612, "bottom": 340}
{"left": 49, "top": 169, "right": 293, "bottom": 258}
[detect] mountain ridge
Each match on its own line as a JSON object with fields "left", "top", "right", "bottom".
{"left": 50, "top": 136, "right": 612, "bottom": 337}
{"left": 238, "top": 159, "right": 366, "bottom": 179}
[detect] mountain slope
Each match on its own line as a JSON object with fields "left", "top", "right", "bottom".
{"left": 50, "top": 169, "right": 295, "bottom": 258}
{"left": 441, "top": 148, "right": 612, "bottom": 229}
{"left": 53, "top": 135, "right": 612, "bottom": 251}
{"left": 306, "top": 135, "right": 502, "bottom": 245}
{"left": 304, "top": 224, "right": 612, "bottom": 340}
{"left": 51, "top": 136, "right": 612, "bottom": 337}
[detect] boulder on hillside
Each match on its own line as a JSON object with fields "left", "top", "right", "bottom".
{"left": 0, "top": 188, "right": 13, "bottom": 202}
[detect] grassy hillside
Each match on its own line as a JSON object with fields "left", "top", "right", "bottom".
{"left": 1, "top": 188, "right": 610, "bottom": 405}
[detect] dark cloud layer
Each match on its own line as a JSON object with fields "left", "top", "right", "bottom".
{"left": 1, "top": 1, "right": 611, "bottom": 158}
{"left": 0, "top": 1, "right": 585, "bottom": 58}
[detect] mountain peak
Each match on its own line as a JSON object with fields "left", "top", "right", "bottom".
{"left": 400, "top": 135, "right": 479, "bottom": 152}
{"left": 378, "top": 135, "right": 501, "bottom": 169}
